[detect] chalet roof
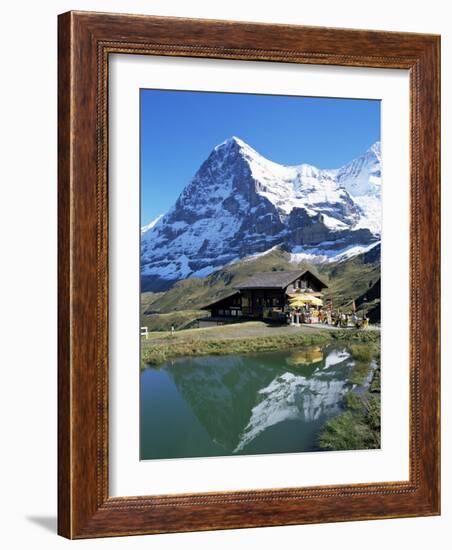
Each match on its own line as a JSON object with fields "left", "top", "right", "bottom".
{"left": 234, "top": 270, "right": 327, "bottom": 290}
{"left": 201, "top": 291, "right": 241, "bottom": 310}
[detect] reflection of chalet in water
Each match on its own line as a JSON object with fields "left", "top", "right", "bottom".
{"left": 202, "top": 270, "right": 327, "bottom": 321}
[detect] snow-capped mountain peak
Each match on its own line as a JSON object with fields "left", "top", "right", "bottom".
{"left": 370, "top": 140, "right": 381, "bottom": 159}
{"left": 333, "top": 141, "right": 381, "bottom": 233}
{"left": 210, "top": 137, "right": 361, "bottom": 223}
{"left": 215, "top": 135, "right": 249, "bottom": 151}
{"left": 335, "top": 141, "right": 381, "bottom": 197}
{"left": 141, "top": 137, "right": 381, "bottom": 290}
{"left": 141, "top": 214, "right": 163, "bottom": 236}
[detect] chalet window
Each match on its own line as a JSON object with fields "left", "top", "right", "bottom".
{"left": 273, "top": 297, "right": 280, "bottom": 306}
{"left": 237, "top": 310, "right": 243, "bottom": 316}
{"left": 231, "top": 309, "right": 237, "bottom": 316}
{"left": 218, "top": 309, "right": 224, "bottom": 316}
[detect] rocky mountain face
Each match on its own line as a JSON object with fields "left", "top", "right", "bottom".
{"left": 141, "top": 137, "right": 381, "bottom": 291}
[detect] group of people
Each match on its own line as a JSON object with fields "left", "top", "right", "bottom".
{"left": 287, "top": 306, "right": 369, "bottom": 329}
{"left": 330, "top": 310, "right": 369, "bottom": 328}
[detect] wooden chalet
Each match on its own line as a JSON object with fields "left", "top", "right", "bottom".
{"left": 202, "top": 270, "right": 327, "bottom": 321}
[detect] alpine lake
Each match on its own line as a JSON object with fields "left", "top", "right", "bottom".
{"left": 140, "top": 342, "right": 379, "bottom": 460}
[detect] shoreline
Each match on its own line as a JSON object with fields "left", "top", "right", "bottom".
{"left": 319, "top": 363, "right": 381, "bottom": 451}
{"left": 141, "top": 324, "right": 380, "bottom": 367}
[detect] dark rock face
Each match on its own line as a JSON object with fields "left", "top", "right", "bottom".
{"left": 361, "top": 242, "right": 381, "bottom": 264}
{"left": 141, "top": 137, "right": 381, "bottom": 290}
{"left": 141, "top": 275, "right": 177, "bottom": 293}
{"left": 288, "top": 209, "right": 332, "bottom": 246}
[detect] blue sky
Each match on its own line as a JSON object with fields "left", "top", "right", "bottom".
{"left": 140, "top": 89, "right": 380, "bottom": 224}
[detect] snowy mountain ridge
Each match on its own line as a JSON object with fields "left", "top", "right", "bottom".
{"left": 141, "top": 136, "right": 381, "bottom": 291}
{"left": 140, "top": 214, "right": 163, "bottom": 235}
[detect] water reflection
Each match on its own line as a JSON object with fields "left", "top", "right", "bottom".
{"left": 140, "top": 345, "right": 372, "bottom": 459}
{"left": 286, "top": 347, "right": 324, "bottom": 366}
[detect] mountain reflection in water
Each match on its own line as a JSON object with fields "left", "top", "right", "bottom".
{"left": 140, "top": 345, "right": 373, "bottom": 460}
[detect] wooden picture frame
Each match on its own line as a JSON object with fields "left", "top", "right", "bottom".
{"left": 58, "top": 11, "right": 440, "bottom": 539}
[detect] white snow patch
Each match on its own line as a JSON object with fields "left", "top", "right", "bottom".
{"left": 141, "top": 254, "right": 191, "bottom": 280}
{"left": 141, "top": 214, "right": 163, "bottom": 235}
{"left": 243, "top": 245, "right": 281, "bottom": 262}
{"left": 321, "top": 214, "right": 348, "bottom": 231}
{"left": 290, "top": 241, "right": 380, "bottom": 264}
{"left": 325, "top": 349, "right": 350, "bottom": 369}
{"left": 190, "top": 265, "right": 216, "bottom": 278}
{"left": 234, "top": 372, "right": 347, "bottom": 453}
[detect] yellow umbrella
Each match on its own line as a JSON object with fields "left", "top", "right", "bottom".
{"left": 289, "top": 295, "right": 323, "bottom": 307}
{"left": 289, "top": 298, "right": 308, "bottom": 308}
{"left": 307, "top": 296, "right": 323, "bottom": 307}
{"left": 289, "top": 297, "right": 309, "bottom": 307}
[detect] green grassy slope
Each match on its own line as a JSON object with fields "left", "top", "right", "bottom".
{"left": 142, "top": 246, "right": 380, "bottom": 315}
{"left": 140, "top": 309, "right": 208, "bottom": 332}
{"left": 322, "top": 256, "right": 380, "bottom": 309}
{"left": 147, "top": 249, "right": 319, "bottom": 313}
{"left": 140, "top": 291, "right": 165, "bottom": 312}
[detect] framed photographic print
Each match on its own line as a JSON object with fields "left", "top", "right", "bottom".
{"left": 58, "top": 11, "right": 440, "bottom": 538}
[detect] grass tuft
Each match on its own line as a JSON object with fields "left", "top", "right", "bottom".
{"left": 319, "top": 367, "right": 381, "bottom": 451}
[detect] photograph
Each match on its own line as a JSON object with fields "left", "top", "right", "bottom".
{"left": 139, "top": 89, "right": 382, "bottom": 460}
